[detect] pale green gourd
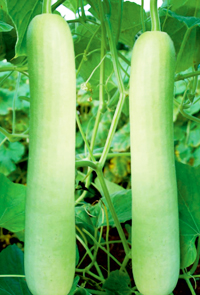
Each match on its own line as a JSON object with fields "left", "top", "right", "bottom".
{"left": 25, "top": 13, "right": 76, "bottom": 295}
{"left": 129, "top": 31, "right": 180, "bottom": 295}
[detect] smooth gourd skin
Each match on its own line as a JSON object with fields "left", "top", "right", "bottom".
{"left": 25, "top": 14, "right": 76, "bottom": 295}
{"left": 129, "top": 31, "right": 180, "bottom": 295}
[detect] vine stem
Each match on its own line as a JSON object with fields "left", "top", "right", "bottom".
{"left": 42, "top": 0, "right": 52, "bottom": 13}
{"left": 150, "top": 0, "right": 160, "bottom": 31}
{"left": 115, "top": 0, "right": 123, "bottom": 44}
{"left": 98, "top": 2, "right": 126, "bottom": 166}
{"left": 0, "top": 65, "right": 27, "bottom": 73}
{"left": 141, "top": 0, "right": 145, "bottom": 32}
{"left": 175, "top": 70, "right": 200, "bottom": 81}
{"left": 76, "top": 112, "right": 96, "bottom": 161}
{"left": 75, "top": 159, "right": 97, "bottom": 170}
{"left": 181, "top": 269, "right": 197, "bottom": 295}
{"left": 0, "top": 127, "right": 29, "bottom": 142}
{"left": 174, "top": 99, "right": 200, "bottom": 124}
{"left": 189, "top": 236, "right": 200, "bottom": 275}
{"left": 76, "top": 26, "right": 100, "bottom": 77}
{"left": 12, "top": 73, "right": 21, "bottom": 134}
{"left": 176, "top": 27, "right": 193, "bottom": 70}
{"left": 0, "top": 275, "right": 25, "bottom": 278}
{"left": 76, "top": 234, "right": 105, "bottom": 282}
{"left": 104, "top": 13, "right": 124, "bottom": 93}
{"left": 99, "top": 92, "right": 126, "bottom": 167}
{"left": 94, "top": 152, "right": 130, "bottom": 159}
{"left": 51, "top": 0, "right": 65, "bottom": 11}
{"left": 96, "top": 167, "right": 130, "bottom": 255}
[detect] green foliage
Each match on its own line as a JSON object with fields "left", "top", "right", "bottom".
{"left": 176, "top": 161, "right": 200, "bottom": 268}
{"left": 102, "top": 270, "right": 131, "bottom": 295}
{"left": 0, "top": 244, "right": 31, "bottom": 294}
{"left": 0, "top": 133, "right": 25, "bottom": 175}
{"left": 0, "top": 173, "right": 26, "bottom": 231}
{"left": 1, "top": 0, "right": 200, "bottom": 294}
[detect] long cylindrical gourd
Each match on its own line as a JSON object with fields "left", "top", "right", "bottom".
{"left": 129, "top": 31, "right": 180, "bottom": 295}
{"left": 25, "top": 14, "right": 76, "bottom": 295}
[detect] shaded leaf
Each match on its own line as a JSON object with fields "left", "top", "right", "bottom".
{"left": 89, "top": 189, "right": 132, "bottom": 228}
{"left": 111, "top": 123, "right": 130, "bottom": 152}
{"left": 95, "top": 176, "right": 125, "bottom": 197}
{"left": 0, "top": 244, "right": 31, "bottom": 295}
{"left": 63, "top": 0, "right": 78, "bottom": 14}
{"left": 6, "top": 0, "right": 42, "bottom": 57}
{"left": 162, "top": 9, "right": 200, "bottom": 28}
{"left": 176, "top": 161, "right": 200, "bottom": 268}
{"left": 0, "top": 20, "right": 13, "bottom": 32}
{"left": 109, "top": 157, "right": 129, "bottom": 178}
{"left": 0, "top": 133, "right": 25, "bottom": 176}
{"left": 103, "top": 270, "right": 131, "bottom": 295}
{"left": 69, "top": 277, "right": 80, "bottom": 295}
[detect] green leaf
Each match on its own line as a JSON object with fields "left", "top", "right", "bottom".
{"left": 0, "top": 86, "right": 30, "bottom": 115}
{"left": 0, "top": 88, "right": 14, "bottom": 115}
{"left": 162, "top": 0, "right": 200, "bottom": 17}
{"left": 89, "top": 189, "right": 132, "bottom": 228}
{"left": 0, "top": 133, "right": 25, "bottom": 176}
{"left": 176, "top": 161, "right": 200, "bottom": 268}
{"left": 188, "top": 125, "right": 200, "bottom": 147}
{"left": 63, "top": 0, "right": 78, "bottom": 14}
{"left": 68, "top": 276, "right": 80, "bottom": 295}
{"left": 193, "top": 147, "right": 200, "bottom": 166}
{"left": 75, "top": 205, "right": 98, "bottom": 244}
{"left": 0, "top": 20, "right": 13, "bottom": 32}
{"left": 159, "top": 7, "right": 198, "bottom": 72}
{"left": 0, "top": 173, "right": 26, "bottom": 232}
{"left": 0, "top": 244, "right": 31, "bottom": 294}
{"left": 74, "top": 288, "right": 90, "bottom": 295}
{"left": 162, "top": 9, "right": 200, "bottom": 28}
{"left": 103, "top": 270, "right": 131, "bottom": 295}
{"left": 95, "top": 176, "right": 125, "bottom": 197}
{"left": 119, "top": 2, "right": 145, "bottom": 47}
{"left": 6, "top": 0, "right": 42, "bottom": 58}
{"left": 109, "top": 157, "right": 129, "bottom": 178}
{"left": 175, "top": 142, "right": 193, "bottom": 164}
{"left": 111, "top": 123, "right": 130, "bottom": 152}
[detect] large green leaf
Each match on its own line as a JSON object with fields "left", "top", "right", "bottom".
{"left": 5, "top": 0, "right": 42, "bottom": 58}
{"left": 0, "top": 244, "right": 31, "bottom": 295}
{"left": 102, "top": 270, "right": 131, "bottom": 295}
{"left": 0, "top": 173, "right": 26, "bottom": 232}
{"left": 176, "top": 161, "right": 200, "bottom": 268}
{"left": 0, "top": 133, "right": 25, "bottom": 176}
{"left": 160, "top": 1, "right": 200, "bottom": 72}
{"left": 89, "top": 188, "right": 132, "bottom": 228}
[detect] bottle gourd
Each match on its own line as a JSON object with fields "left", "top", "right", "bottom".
{"left": 25, "top": 13, "right": 76, "bottom": 295}
{"left": 129, "top": 31, "right": 180, "bottom": 295}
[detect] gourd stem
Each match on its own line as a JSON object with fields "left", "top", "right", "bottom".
{"left": 42, "top": 0, "right": 52, "bottom": 13}
{"left": 150, "top": 0, "right": 160, "bottom": 31}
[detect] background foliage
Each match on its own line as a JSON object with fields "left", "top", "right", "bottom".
{"left": 1, "top": 0, "right": 200, "bottom": 294}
